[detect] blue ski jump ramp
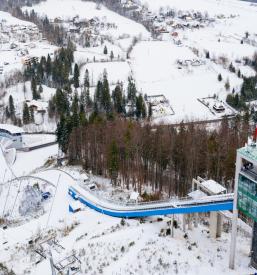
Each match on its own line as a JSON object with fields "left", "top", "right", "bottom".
{"left": 68, "top": 186, "right": 234, "bottom": 218}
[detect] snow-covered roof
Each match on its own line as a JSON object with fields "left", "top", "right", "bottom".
{"left": 69, "top": 200, "right": 82, "bottom": 210}
{"left": 201, "top": 179, "right": 226, "bottom": 195}
{"left": 0, "top": 124, "right": 25, "bottom": 134}
{"left": 188, "top": 190, "right": 206, "bottom": 199}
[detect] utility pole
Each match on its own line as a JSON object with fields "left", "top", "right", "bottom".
{"left": 172, "top": 214, "right": 174, "bottom": 238}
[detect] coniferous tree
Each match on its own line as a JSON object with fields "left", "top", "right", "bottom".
{"left": 95, "top": 79, "right": 103, "bottom": 108}
{"left": 110, "top": 51, "right": 114, "bottom": 61}
{"left": 48, "top": 97, "right": 56, "bottom": 118}
{"left": 84, "top": 68, "right": 90, "bottom": 89}
{"left": 102, "top": 70, "right": 112, "bottom": 113}
{"left": 46, "top": 54, "right": 52, "bottom": 78}
{"left": 31, "top": 77, "right": 40, "bottom": 100}
{"left": 73, "top": 63, "right": 80, "bottom": 89}
{"left": 55, "top": 88, "right": 70, "bottom": 117}
{"left": 108, "top": 139, "right": 119, "bottom": 185}
{"left": 127, "top": 76, "right": 137, "bottom": 106}
{"left": 225, "top": 79, "right": 230, "bottom": 91}
{"left": 136, "top": 94, "right": 146, "bottom": 119}
{"left": 112, "top": 83, "right": 124, "bottom": 114}
{"left": 5, "top": 106, "right": 10, "bottom": 120}
{"left": 71, "top": 92, "right": 80, "bottom": 128}
{"left": 103, "top": 45, "right": 108, "bottom": 55}
{"left": 56, "top": 116, "right": 69, "bottom": 153}
{"left": 85, "top": 88, "right": 92, "bottom": 109}
{"left": 8, "top": 95, "right": 15, "bottom": 121}
{"left": 218, "top": 73, "right": 222, "bottom": 82}
{"left": 148, "top": 103, "right": 153, "bottom": 119}
{"left": 23, "top": 103, "right": 30, "bottom": 124}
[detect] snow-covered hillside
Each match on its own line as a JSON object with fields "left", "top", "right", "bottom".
{"left": 0, "top": 1, "right": 257, "bottom": 273}
{"left": 0, "top": 152, "right": 255, "bottom": 275}
{"left": 0, "top": 10, "right": 34, "bottom": 26}
{"left": 131, "top": 41, "right": 241, "bottom": 123}
{"left": 23, "top": 0, "right": 150, "bottom": 39}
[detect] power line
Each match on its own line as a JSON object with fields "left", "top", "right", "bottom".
{"left": 46, "top": 174, "right": 61, "bottom": 229}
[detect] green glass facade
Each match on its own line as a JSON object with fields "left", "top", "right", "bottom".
{"left": 238, "top": 173, "right": 257, "bottom": 222}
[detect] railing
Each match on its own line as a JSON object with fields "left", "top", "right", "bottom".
{"left": 240, "top": 168, "right": 257, "bottom": 182}
{"left": 75, "top": 183, "right": 233, "bottom": 210}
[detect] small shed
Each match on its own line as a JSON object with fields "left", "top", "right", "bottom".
{"left": 69, "top": 200, "right": 82, "bottom": 213}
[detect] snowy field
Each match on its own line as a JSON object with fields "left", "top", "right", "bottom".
{"left": 130, "top": 41, "right": 242, "bottom": 123}
{"left": 80, "top": 61, "right": 131, "bottom": 87}
{"left": 0, "top": 10, "right": 33, "bottom": 26}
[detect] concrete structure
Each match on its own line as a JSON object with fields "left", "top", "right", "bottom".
{"left": 191, "top": 177, "right": 227, "bottom": 237}
{"left": 0, "top": 124, "right": 24, "bottom": 149}
{"left": 192, "top": 177, "right": 227, "bottom": 196}
{"left": 229, "top": 139, "right": 257, "bottom": 269}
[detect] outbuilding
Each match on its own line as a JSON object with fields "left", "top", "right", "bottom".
{"left": 0, "top": 124, "right": 24, "bottom": 149}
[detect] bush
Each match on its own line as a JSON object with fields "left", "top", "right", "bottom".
{"left": 120, "top": 218, "right": 126, "bottom": 226}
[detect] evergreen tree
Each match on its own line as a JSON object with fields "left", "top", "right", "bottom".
{"left": 46, "top": 54, "right": 52, "bottom": 77}
{"left": 71, "top": 92, "right": 80, "bottom": 128}
{"left": 218, "top": 73, "right": 222, "bottom": 82}
{"left": 136, "top": 94, "right": 146, "bottom": 119}
{"left": 8, "top": 95, "right": 15, "bottom": 121}
{"left": 108, "top": 139, "right": 119, "bottom": 185}
{"left": 206, "top": 51, "right": 210, "bottom": 59}
{"left": 110, "top": 50, "right": 114, "bottom": 61}
{"left": 112, "top": 83, "right": 123, "bottom": 114}
{"left": 5, "top": 106, "right": 10, "bottom": 119}
{"left": 148, "top": 103, "right": 153, "bottom": 119}
{"left": 85, "top": 88, "right": 92, "bottom": 109}
{"left": 101, "top": 70, "right": 111, "bottom": 113}
{"left": 31, "top": 77, "right": 40, "bottom": 100}
{"left": 56, "top": 116, "right": 69, "bottom": 153}
{"left": 103, "top": 45, "right": 108, "bottom": 55}
{"left": 225, "top": 79, "right": 230, "bottom": 91}
{"left": 22, "top": 103, "right": 30, "bottom": 124}
{"left": 84, "top": 68, "right": 90, "bottom": 88}
{"left": 48, "top": 97, "right": 56, "bottom": 118}
{"left": 55, "top": 88, "right": 70, "bottom": 117}
{"left": 73, "top": 63, "right": 80, "bottom": 89}
{"left": 127, "top": 76, "right": 137, "bottom": 106}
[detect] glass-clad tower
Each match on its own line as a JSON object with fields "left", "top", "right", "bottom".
{"left": 230, "top": 144, "right": 257, "bottom": 269}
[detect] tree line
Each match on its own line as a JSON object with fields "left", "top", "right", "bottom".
{"left": 65, "top": 114, "right": 250, "bottom": 198}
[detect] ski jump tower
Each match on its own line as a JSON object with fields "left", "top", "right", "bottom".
{"left": 229, "top": 135, "right": 257, "bottom": 269}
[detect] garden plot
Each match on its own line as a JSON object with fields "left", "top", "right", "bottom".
{"left": 198, "top": 97, "right": 237, "bottom": 118}
{"left": 147, "top": 95, "right": 175, "bottom": 118}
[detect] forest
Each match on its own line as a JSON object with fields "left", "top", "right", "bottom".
{"left": 67, "top": 114, "right": 251, "bottom": 198}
